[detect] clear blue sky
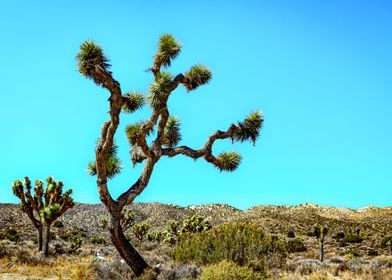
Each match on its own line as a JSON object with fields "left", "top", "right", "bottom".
{"left": 0, "top": 0, "right": 391, "bottom": 209}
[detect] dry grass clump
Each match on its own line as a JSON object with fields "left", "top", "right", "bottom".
{"left": 0, "top": 254, "right": 94, "bottom": 280}
{"left": 199, "top": 260, "right": 267, "bottom": 280}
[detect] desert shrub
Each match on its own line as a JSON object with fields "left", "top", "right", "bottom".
{"left": 91, "top": 236, "right": 107, "bottom": 245}
{"left": 4, "top": 228, "right": 19, "bottom": 242}
{"left": 287, "top": 230, "right": 295, "bottom": 238}
{"left": 59, "top": 231, "right": 72, "bottom": 241}
{"left": 0, "top": 244, "right": 8, "bottom": 258}
{"left": 50, "top": 231, "right": 57, "bottom": 240}
{"left": 60, "top": 227, "right": 87, "bottom": 241}
{"left": 367, "top": 248, "right": 379, "bottom": 256}
{"left": 344, "top": 249, "right": 362, "bottom": 258}
{"left": 172, "top": 222, "right": 287, "bottom": 266}
{"left": 147, "top": 231, "right": 163, "bottom": 242}
{"left": 332, "top": 232, "right": 345, "bottom": 240}
{"left": 199, "top": 260, "right": 267, "bottom": 280}
{"left": 69, "top": 236, "right": 83, "bottom": 253}
{"left": 158, "top": 264, "right": 201, "bottom": 279}
{"left": 99, "top": 218, "right": 108, "bottom": 230}
{"left": 138, "top": 268, "right": 158, "bottom": 280}
{"left": 53, "top": 220, "right": 64, "bottom": 228}
{"left": 32, "top": 236, "right": 39, "bottom": 244}
{"left": 132, "top": 223, "right": 150, "bottom": 241}
{"left": 168, "top": 220, "right": 180, "bottom": 236}
{"left": 341, "top": 234, "right": 363, "bottom": 244}
{"left": 286, "top": 238, "right": 307, "bottom": 253}
{"left": 180, "top": 215, "right": 211, "bottom": 234}
{"left": 381, "top": 236, "right": 392, "bottom": 247}
{"left": 15, "top": 249, "right": 31, "bottom": 264}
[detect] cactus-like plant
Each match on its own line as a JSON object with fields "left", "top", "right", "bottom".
{"left": 120, "top": 208, "right": 135, "bottom": 231}
{"left": 76, "top": 34, "right": 263, "bottom": 276}
{"left": 132, "top": 223, "right": 150, "bottom": 241}
{"left": 180, "top": 215, "right": 211, "bottom": 234}
{"left": 310, "top": 224, "right": 328, "bottom": 262}
{"left": 12, "top": 176, "right": 75, "bottom": 256}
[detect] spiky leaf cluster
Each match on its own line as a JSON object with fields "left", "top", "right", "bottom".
{"left": 154, "top": 34, "right": 181, "bottom": 68}
{"left": 233, "top": 111, "right": 264, "bottom": 145}
{"left": 216, "top": 152, "right": 242, "bottom": 172}
{"left": 12, "top": 180, "right": 24, "bottom": 198}
{"left": 120, "top": 208, "right": 135, "bottom": 231}
{"left": 147, "top": 72, "right": 173, "bottom": 109}
{"left": 163, "top": 116, "right": 181, "bottom": 148}
{"left": 311, "top": 224, "right": 328, "bottom": 239}
{"left": 180, "top": 215, "right": 211, "bottom": 234}
{"left": 122, "top": 92, "right": 145, "bottom": 113}
{"left": 184, "top": 65, "right": 212, "bottom": 91}
{"left": 76, "top": 40, "right": 110, "bottom": 85}
{"left": 125, "top": 122, "right": 145, "bottom": 146}
{"left": 132, "top": 223, "right": 150, "bottom": 241}
{"left": 40, "top": 203, "right": 61, "bottom": 222}
{"left": 88, "top": 141, "right": 122, "bottom": 179}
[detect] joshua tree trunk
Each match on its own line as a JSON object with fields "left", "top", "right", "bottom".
{"left": 109, "top": 209, "right": 149, "bottom": 276}
{"left": 38, "top": 225, "right": 43, "bottom": 251}
{"left": 319, "top": 238, "right": 324, "bottom": 262}
{"left": 43, "top": 224, "right": 51, "bottom": 256}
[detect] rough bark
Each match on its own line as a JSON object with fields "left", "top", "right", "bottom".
{"left": 43, "top": 224, "right": 51, "bottom": 256}
{"left": 109, "top": 209, "right": 149, "bottom": 276}
{"left": 319, "top": 238, "right": 324, "bottom": 262}
{"left": 38, "top": 225, "right": 43, "bottom": 251}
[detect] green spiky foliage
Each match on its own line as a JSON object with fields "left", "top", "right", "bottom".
{"left": 147, "top": 72, "right": 173, "bottom": 109}
{"left": 233, "top": 111, "right": 264, "bottom": 145}
{"left": 87, "top": 141, "right": 122, "bottom": 179}
{"left": 168, "top": 220, "right": 180, "bottom": 236}
{"left": 216, "top": 152, "right": 242, "bottom": 172}
{"left": 69, "top": 236, "right": 82, "bottom": 253}
{"left": 163, "top": 116, "right": 181, "bottom": 148}
{"left": 11, "top": 176, "right": 75, "bottom": 256}
{"left": 120, "top": 208, "right": 135, "bottom": 231}
{"left": 184, "top": 64, "right": 212, "bottom": 91}
{"left": 76, "top": 40, "right": 111, "bottom": 86}
{"left": 180, "top": 215, "right": 211, "bottom": 234}
{"left": 153, "top": 34, "right": 181, "bottom": 70}
{"left": 122, "top": 92, "right": 145, "bottom": 113}
{"left": 132, "top": 223, "right": 150, "bottom": 241}
{"left": 125, "top": 122, "right": 146, "bottom": 146}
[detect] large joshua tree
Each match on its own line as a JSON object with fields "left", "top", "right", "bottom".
{"left": 12, "top": 176, "right": 75, "bottom": 256}
{"left": 76, "top": 34, "right": 263, "bottom": 276}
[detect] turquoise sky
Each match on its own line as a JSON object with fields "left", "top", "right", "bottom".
{"left": 0, "top": 1, "right": 391, "bottom": 209}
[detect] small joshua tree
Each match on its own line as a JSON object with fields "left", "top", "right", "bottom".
{"left": 132, "top": 223, "right": 150, "bottom": 241}
{"left": 12, "top": 176, "right": 75, "bottom": 256}
{"left": 76, "top": 34, "right": 263, "bottom": 276}
{"left": 180, "top": 215, "right": 211, "bottom": 234}
{"left": 311, "top": 223, "right": 328, "bottom": 262}
{"left": 120, "top": 208, "right": 135, "bottom": 232}
{"left": 12, "top": 177, "right": 43, "bottom": 250}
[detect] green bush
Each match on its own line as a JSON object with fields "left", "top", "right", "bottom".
{"left": 173, "top": 222, "right": 287, "bottom": 266}
{"left": 381, "top": 236, "right": 392, "bottom": 247}
{"left": 132, "top": 223, "right": 150, "bottom": 241}
{"left": 286, "top": 238, "right": 306, "bottom": 253}
{"left": 53, "top": 220, "right": 64, "bottom": 228}
{"left": 70, "top": 236, "right": 82, "bottom": 252}
{"left": 199, "top": 260, "right": 267, "bottom": 280}
{"left": 91, "top": 237, "right": 107, "bottom": 245}
{"left": 4, "top": 228, "right": 19, "bottom": 242}
{"left": 342, "top": 234, "right": 363, "bottom": 244}
{"left": 287, "top": 230, "right": 295, "bottom": 238}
